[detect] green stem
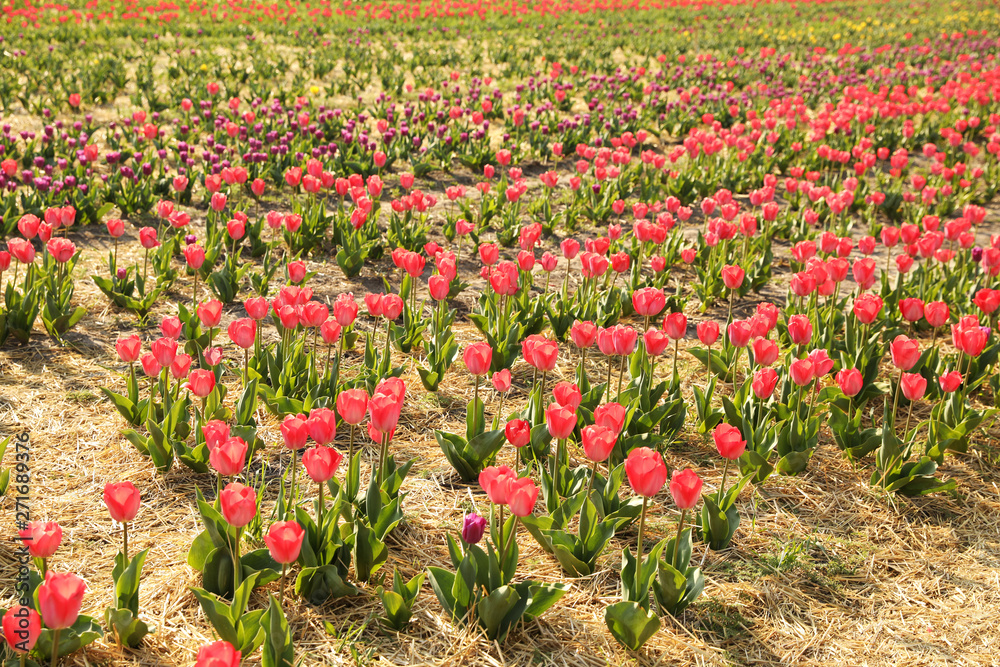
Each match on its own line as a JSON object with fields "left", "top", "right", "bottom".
{"left": 123, "top": 521, "right": 129, "bottom": 562}
{"left": 232, "top": 526, "right": 242, "bottom": 592}
{"left": 318, "top": 481, "right": 325, "bottom": 529}
{"left": 636, "top": 496, "right": 649, "bottom": 562}
{"left": 671, "top": 508, "right": 687, "bottom": 571}
{"left": 279, "top": 563, "right": 287, "bottom": 608}
{"left": 49, "top": 629, "right": 61, "bottom": 667}
{"left": 347, "top": 423, "right": 357, "bottom": 492}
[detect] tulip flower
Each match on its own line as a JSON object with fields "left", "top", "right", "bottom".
{"left": 721, "top": 264, "right": 745, "bottom": 322}
{"left": 104, "top": 481, "right": 141, "bottom": 559}
{"left": 836, "top": 368, "right": 863, "bottom": 398}
{"left": 713, "top": 423, "right": 746, "bottom": 460}
{"left": 196, "top": 640, "right": 241, "bottom": 667}
{"left": 19, "top": 521, "right": 61, "bottom": 574}
{"left": 507, "top": 477, "right": 538, "bottom": 517}
{"left": 505, "top": 418, "right": 531, "bottom": 449}
{"left": 752, "top": 368, "right": 778, "bottom": 400}
{"left": 210, "top": 436, "right": 247, "bottom": 478}
{"left": 889, "top": 335, "right": 921, "bottom": 371}
{"left": 302, "top": 445, "right": 342, "bottom": 528}
{"left": 370, "top": 378, "right": 406, "bottom": 486}
{"left": 2, "top": 605, "right": 41, "bottom": 655}
{"left": 461, "top": 512, "right": 487, "bottom": 546}
{"left": 939, "top": 371, "right": 962, "bottom": 394}
{"left": 220, "top": 482, "right": 257, "bottom": 588}
{"left": 625, "top": 446, "right": 667, "bottom": 564}
{"left": 265, "top": 520, "right": 305, "bottom": 604}
{"left": 306, "top": 407, "right": 337, "bottom": 446}
{"left": 37, "top": 571, "right": 86, "bottom": 648}
{"left": 668, "top": 468, "right": 703, "bottom": 568}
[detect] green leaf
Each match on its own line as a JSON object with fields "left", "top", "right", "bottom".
{"left": 261, "top": 594, "right": 294, "bottom": 667}
{"left": 604, "top": 601, "right": 660, "bottom": 651}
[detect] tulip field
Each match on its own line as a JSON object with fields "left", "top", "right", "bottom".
{"left": 4, "top": 0, "right": 1000, "bottom": 664}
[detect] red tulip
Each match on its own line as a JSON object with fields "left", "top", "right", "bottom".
{"left": 336, "top": 389, "right": 369, "bottom": 425}
{"left": 853, "top": 294, "right": 884, "bottom": 324}
{"left": 306, "top": 408, "right": 337, "bottom": 446}
{"left": 751, "top": 338, "right": 779, "bottom": 366}
{"left": 151, "top": 337, "right": 177, "bottom": 367}
{"left": 953, "top": 320, "right": 988, "bottom": 357}
{"left": 103, "top": 481, "right": 141, "bottom": 523}
{"left": 890, "top": 335, "right": 921, "bottom": 371}
{"left": 479, "top": 242, "right": 500, "bottom": 266}
{"left": 160, "top": 315, "right": 183, "bottom": 340}
{"left": 106, "top": 218, "right": 125, "bottom": 238}
{"left": 974, "top": 288, "right": 1000, "bottom": 315}
{"left": 663, "top": 312, "right": 687, "bottom": 340}
{"left": 697, "top": 320, "right": 720, "bottom": 346}
{"left": 632, "top": 287, "right": 666, "bottom": 317}
{"left": 552, "top": 382, "right": 581, "bottom": 410}
{"left": 570, "top": 320, "right": 598, "bottom": 349}
{"left": 139, "top": 354, "right": 161, "bottom": 377}
{"left": 752, "top": 368, "right": 779, "bottom": 399}
{"left": 183, "top": 244, "right": 205, "bottom": 269}
{"left": 625, "top": 447, "right": 667, "bottom": 498}
{"left": 280, "top": 414, "right": 309, "bottom": 450}
{"left": 507, "top": 477, "right": 539, "bottom": 517}
{"left": 713, "top": 423, "right": 746, "bottom": 460}
{"left": 924, "top": 301, "right": 949, "bottom": 328}
{"left": 116, "top": 335, "right": 142, "bottom": 363}
{"left": 581, "top": 425, "right": 616, "bottom": 462}
{"left": 245, "top": 296, "right": 269, "bottom": 320}
{"left": 669, "top": 468, "right": 703, "bottom": 510}
{"left": 643, "top": 328, "right": 670, "bottom": 356}
{"left": 851, "top": 258, "right": 876, "bottom": 290}
{"left": 302, "top": 446, "right": 343, "bottom": 483}
{"left": 369, "top": 378, "right": 405, "bottom": 435}
{"left": 789, "top": 359, "right": 815, "bottom": 386}
{"left": 492, "top": 369, "right": 512, "bottom": 392}
{"left": 170, "top": 353, "right": 192, "bottom": 379}
{"left": 836, "top": 369, "right": 863, "bottom": 397}
{"left": 319, "top": 319, "right": 342, "bottom": 345}
{"left": 479, "top": 465, "right": 517, "bottom": 505}
{"left": 901, "top": 373, "right": 927, "bottom": 401}
{"left": 807, "top": 348, "right": 835, "bottom": 377}
{"left": 721, "top": 264, "right": 745, "bottom": 290}
{"left": 2, "top": 606, "right": 41, "bottom": 653}
{"left": 463, "top": 342, "right": 493, "bottom": 376}
{"left": 46, "top": 237, "right": 76, "bottom": 263}
{"left": 545, "top": 403, "right": 577, "bottom": 440}
{"left": 8, "top": 239, "right": 34, "bottom": 264}
{"left": 219, "top": 482, "right": 257, "bottom": 528}
{"left": 202, "top": 420, "right": 230, "bottom": 450}
{"left": 37, "top": 571, "right": 86, "bottom": 630}
{"left": 899, "top": 298, "right": 925, "bottom": 323}
{"left": 594, "top": 402, "right": 626, "bottom": 434}
{"left": 727, "top": 320, "right": 752, "bottom": 348}
{"left": 428, "top": 275, "right": 450, "bottom": 301}
{"left": 19, "top": 521, "right": 61, "bottom": 559}
{"left": 333, "top": 293, "right": 359, "bottom": 327}
{"left": 188, "top": 369, "right": 216, "bottom": 398}
{"left": 939, "top": 371, "right": 962, "bottom": 393}
{"left": 196, "top": 641, "right": 241, "bottom": 667}
{"left": 264, "top": 521, "right": 305, "bottom": 565}
{"left": 786, "top": 314, "right": 812, "bottom": 346}
{"left": 522, "top": 335, "right": 558, "bottom": 371}
{"left": 300, "top": 302, "right": 329, "bottom": 328}
{"left": 209, "top": 437, "right": 247, "bottom": 477}
{"left": 615, "top": 325, "right": 640, "bottom": 356}
{"left": 227, "top": 318, "right": 256, "bottom": 349}
{"left": 505, "top": 419, "right": 531, "bottom": 448}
